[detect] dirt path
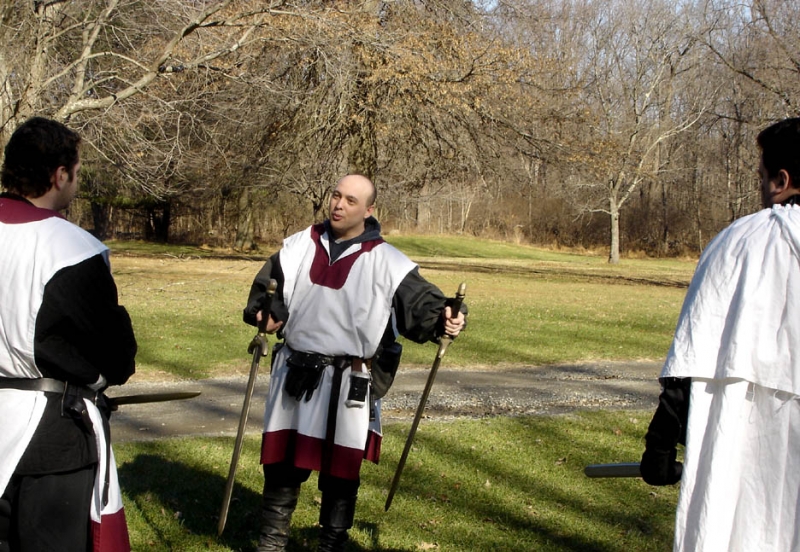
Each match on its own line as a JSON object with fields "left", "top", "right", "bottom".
{"left": 108, "top": 361, "right": 663, "bottom": 442}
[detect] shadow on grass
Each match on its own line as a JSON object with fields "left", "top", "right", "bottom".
{"left": 372, "top": 412, "right": 676, "bottom": 552}
{"left": 118, "top": 452, "right": 415, "bottom": 551}
{"left": 118, "top": 453, "right": 262, "bottom": 550}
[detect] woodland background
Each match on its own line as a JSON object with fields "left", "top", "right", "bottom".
{"left": 1, "top": 0, "right": 797, "bottom": 262}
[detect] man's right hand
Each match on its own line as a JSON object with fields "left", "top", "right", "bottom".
{"left": 256, "top": 310, "right": 284, "bottom": 334}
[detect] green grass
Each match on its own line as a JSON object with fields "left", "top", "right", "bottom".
{"left": 115, "top": 410, "right": 678, "bottom": 551}
{"left": 109, "top": 236, "right": 695, "bottom": 379}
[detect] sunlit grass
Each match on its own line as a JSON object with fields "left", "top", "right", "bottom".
{"left": 115, "top": 410, "right": 678, "bottom": 551}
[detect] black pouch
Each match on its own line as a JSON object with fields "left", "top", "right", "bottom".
{"left": 370, "top": 341, "right": 402, "bottom": 399}
{"left": 345, "top": 371, "right": 370, "bottom": 408}
{"left": 285, "top": 351, "right": 327, "bottom": 402}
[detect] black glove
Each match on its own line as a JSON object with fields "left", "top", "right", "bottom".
{"left": 284, "top": 363, "right": 325, "bottom": 402}
{"left": 640, "top": 447, "right": 683, "bottom": 485}
{"left": 640, "top": 377, "right": 690, "bottom": 486}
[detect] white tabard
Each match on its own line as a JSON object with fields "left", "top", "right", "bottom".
{"left": 261, "top": 224, "right": 416, "bottom": 479}
{"left": 0, "top": 200, "right": 130, "bottom": 552}
{"left": 661, "top": 205, "right": 800, "bottom": 552}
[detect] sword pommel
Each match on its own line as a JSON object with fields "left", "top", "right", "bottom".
{"left": 451, "top": 282, "right": 466, "bottom": 319}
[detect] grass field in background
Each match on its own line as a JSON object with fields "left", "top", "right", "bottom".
{"left": 109, "top": 235, "right": 696, "bottom": 380}
{"left": 107, "top": 236, "right": 693, "bottom": 550}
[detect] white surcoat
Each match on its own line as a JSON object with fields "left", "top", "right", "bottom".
{"left": 261, "top": 224, "right": 416, "bottom": 479}
{"left": 0, "top": 202, "right": 129, "bottom": 551}
{"left": 662, "top": 205, "right": 800, "bottom": 552}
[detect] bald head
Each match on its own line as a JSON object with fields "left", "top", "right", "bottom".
{"left": 328, "top": 174, "right": 376, "bottom": 240}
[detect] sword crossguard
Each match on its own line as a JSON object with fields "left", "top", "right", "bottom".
{"left": 247, "top": 333, "right": 268, "bottom": 357}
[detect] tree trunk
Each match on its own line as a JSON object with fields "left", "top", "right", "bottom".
{"left": 233, "top": 188, "right": 255, "bottom": 251}
{"left": 90, "top": 201, "right": 112, "bottom": 241}
{"left": 608, "top": 206, "right": 621, "bottom": 264}
{"left": 660, "top": 179, "right": 669, "bottom": 256}
{"left": 144, "top": 201, "right": 170, "bottom": 243}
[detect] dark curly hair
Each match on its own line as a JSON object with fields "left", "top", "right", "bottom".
{"left": 1, "top": 117, "right": 81, "bottom": 198}
{"left": 757, "top": 117, "right": 800, "bottom": 188}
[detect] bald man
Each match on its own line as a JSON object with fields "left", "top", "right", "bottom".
{"left": 243, "top": 174, "right": 466, "bottom": 552}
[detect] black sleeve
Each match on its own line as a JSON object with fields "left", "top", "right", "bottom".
{"left": 243, "top": 251, "right": 288, "bottom": 327}
{"left": 640, "top": 376, "right": 691, "bottom": 486}
{"left": 393, "top": 268, "right": 468, "bottom": 344}
{"left": 34, "top": 253, "right": 137, "bottom": 387}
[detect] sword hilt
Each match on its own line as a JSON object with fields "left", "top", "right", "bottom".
{"left": 258, "top": 279, "right": 278, "bottom": 334}
{"left": 447, "top": 282, "right": 466, "bottom": 337}
{"left": 249, "top": 279, "right": 277, "bottom": 355}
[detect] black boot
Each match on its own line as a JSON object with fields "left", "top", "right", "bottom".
{"left": 317, "top": 492, "right": 357, "bottom": 552}
{"left": 257, "top": 486, "right": 300, "bottom": 552}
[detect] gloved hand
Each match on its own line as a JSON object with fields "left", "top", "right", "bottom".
{"left": 640, "top": 446, "right": 683, "bottom": 485}
{"left": 640, "top": 377, "right": 689, "bottom": 486}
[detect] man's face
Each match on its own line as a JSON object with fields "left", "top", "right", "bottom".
{"left": 328, "top": 175, "right": 375, "bottom": 240}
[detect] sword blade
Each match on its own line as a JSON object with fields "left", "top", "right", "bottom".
{"left": 218, "top": 278, "right": 277, "bottom": 536}
{"left": 584, "top": 462, "right": 641, "bottom": 478}
{"left": 107, "top": 391, "right": 201, "bottom": 407}
{"left": 384, "top": 348, "right": 444, "bottom": 512}
{"left": 385, "top": 282, "right": 466, "bottom": 512}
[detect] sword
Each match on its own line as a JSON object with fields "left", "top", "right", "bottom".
{"left": 107, "top": 391, "right": 201, "bottom": 410}
{"left": 584, "top": 462, "right": 642, "bottom": 478}
{"left": 385, "top": 282, "right": 466, "bottom": 512}
{"left": 217, "top": 278, "right": 277, "bottom": 536}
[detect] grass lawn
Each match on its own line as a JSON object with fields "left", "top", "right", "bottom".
{"left": 105, "top": 235, "right": 693, "bottom": 550}
{"left": 109, "top": 235, "right": 694, "bottom": 380}
{"left": 115, "top": 410, "right": 679, "bottom": 552}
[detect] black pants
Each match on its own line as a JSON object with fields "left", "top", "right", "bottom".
{"left": 263, "top": 462, "right": 360, "bottom": 496}
{"left": 0, "top": 465, "right": 95, "bottom": 552}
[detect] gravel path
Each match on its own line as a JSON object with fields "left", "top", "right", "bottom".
{"left": 107, "top": 361, "right": 663, "bottom": 442}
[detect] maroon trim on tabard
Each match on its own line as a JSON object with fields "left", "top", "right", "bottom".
{"left": 261, "top": 429, "right": 381, "bottom": 480}
{"left": 308, "top": 223, "right": 384, "bottom": 290}
{"left": 91, "top": 509, "right": 131, "bottom": 552}
{"left": 0, "top": 197, "right": 64, "bottom": 224}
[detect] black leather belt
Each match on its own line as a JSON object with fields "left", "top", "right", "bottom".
{"left": 288, "top": 350, "right": 351, "bottom": 370}
{"left": 0, "top": 377, "right": 98, "bottom": 400}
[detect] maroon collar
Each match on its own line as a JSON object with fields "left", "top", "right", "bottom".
{"left": 0, "top": 194, "right": 63, "bottom": 224}
{"left": 309, "top": 223, "right": 383, "bottom": 289}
